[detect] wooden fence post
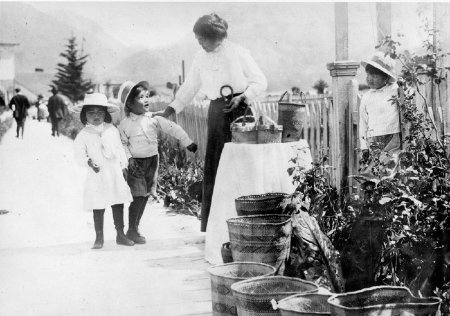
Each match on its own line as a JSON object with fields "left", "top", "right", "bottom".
{"left": 326, "top": 61, "right": 360, "bottom": 191}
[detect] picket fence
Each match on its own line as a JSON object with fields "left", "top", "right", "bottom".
{"left": 148, "top": 94, "right": 335, "bottom": 167}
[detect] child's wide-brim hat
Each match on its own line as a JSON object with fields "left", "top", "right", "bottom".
{"left": 118, "top": 80, "right": 150, "bottom": 106}
{"left": 73, "top": 93, "right": 119, "bottom": 113}
{"left": 361, "top": 52, "right": 397, "bottom": 81}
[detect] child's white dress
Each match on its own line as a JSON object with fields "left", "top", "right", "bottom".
{"left": 74, "top": 123, "right": 132, "bottom": 210}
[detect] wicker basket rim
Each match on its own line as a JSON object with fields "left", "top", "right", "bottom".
{"left": 207, "top": 262, "right": 276, "bottom": 278}
{"left": 327, "top": 286, "right": 442, "bottom": 310}
{"left": 230, "top": 276, "right": 319, "bottom": 296}
{"left": 227, "top": 215, "right": 292, "bottom": 226}
{"left": 236, "top": 193, "right": 290, "bottom": 201}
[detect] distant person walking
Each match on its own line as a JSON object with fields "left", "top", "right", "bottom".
{"left": 9, "top": 88, "right": 31, "bottom": 139}
{"left": 47, "top": 87, "right": 67, "bottom": 137}
{"left": 34, "top": 94, "right": 45, "bottom": 122}
{"left": 155, "top": 13, "right": 267, "bottom": 232}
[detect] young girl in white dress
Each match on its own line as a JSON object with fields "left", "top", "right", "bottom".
{"left": 73, "top": 93, "right": 134, "bottom": 249}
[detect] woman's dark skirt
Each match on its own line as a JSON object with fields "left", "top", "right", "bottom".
{"left": 200, "top": 97, "right": 247, "bottom": 232}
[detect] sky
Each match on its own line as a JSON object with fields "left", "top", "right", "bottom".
{"left": 27, "top": 1, "right": 245, "bottom": 48}
{"left": 26, "top": 1, "right": 435, "bottom": 51}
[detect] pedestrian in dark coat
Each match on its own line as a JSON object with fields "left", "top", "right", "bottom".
{"left": 47, "top": 87, "right": 67, "bottom": 137}
{"left": 9, "top": 88, "right": 31, "bottom": 138}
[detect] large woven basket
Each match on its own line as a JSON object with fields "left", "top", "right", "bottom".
{"left": 278, "top": 91, "right": 306, "bottom": 143}
{"left": 327, "top": 286, "right": 441, "bottom": 316}
{"left": 231, "top": 276, "right": 319, "bottom": 316}
{"left": 226, "top": 215, "right": 292, "bottom": 275}
{"left": 208, "top": 262, "right": 276, "bottom": 316}
{"left": 274, "top": 293, "right": 332, "bottom": 316}
{"left": 235, "top": 193, "right": 290, "bottom": 216}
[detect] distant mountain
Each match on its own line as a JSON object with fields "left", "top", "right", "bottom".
{"left": 1, "top": 2, "right": 424, "bottom": 95}
{"left": 0, "top": 2, "right": 132, "bottom": 83}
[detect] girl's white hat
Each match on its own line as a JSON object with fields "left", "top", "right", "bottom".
{"left": 118, "top": 80, "right": 150, "bottom": 106}
{"left": 361, "top": 51, "right": 397, "bottom": 81}
{"left": 73, "top": 93, "right": 119, "bottom": 113}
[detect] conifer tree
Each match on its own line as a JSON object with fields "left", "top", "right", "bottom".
{"left": 51, "top": 36, "right": 93, "bottom": 102}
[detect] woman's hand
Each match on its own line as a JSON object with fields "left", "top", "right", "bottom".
{"left": 87, "top": 158, "right": 100, "bottom": 173}
{"left": 223, "top": 94, "right": 246, "bottom": 113}
{"left": 153, "top": 106, "right": 175, "bottom": 118}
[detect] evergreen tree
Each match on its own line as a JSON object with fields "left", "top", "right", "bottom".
{"left": 51, "top": 36, "right": 93, "bottom": 102}
{"left": 312, "top": 79, "right": 329, "bottom": 95}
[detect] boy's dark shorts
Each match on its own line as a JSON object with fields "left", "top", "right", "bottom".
{"left": 127, "top": 155, "right": 159, "bottom": 197}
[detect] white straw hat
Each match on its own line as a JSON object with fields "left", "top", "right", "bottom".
{"left": 118, "top": 80, "right": 150, "bottom": 107}
{"left": 73, "top": 93, "right": 119, "bottom": 113}
{"left": 361, "top": 51, "right": 397, "bottom": 81}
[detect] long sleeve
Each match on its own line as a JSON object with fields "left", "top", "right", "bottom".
{"left": 155, "top": 116, "right": 193, "bottom": 147}
{"left": 118, "top": 120, "right": 132, "bottom": 160}
{"left": 169, "top": 54, "right": 202, "bottom": 114}
{"left": 73, "top": 134, "right": 89, "bottom": 168}
{"left": 359, "top": 97, "right": 369, "bottom": 150}
{"left": 238, "top": 47, "right": 267, "bottom": 100}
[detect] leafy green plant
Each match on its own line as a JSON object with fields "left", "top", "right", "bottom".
{"left": 157, "top": 135, "right": 203, "bottom": 217}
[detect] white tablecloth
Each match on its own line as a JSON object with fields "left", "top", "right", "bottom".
{"left": 204, "top": 140, "right": 313, "bottom": 264}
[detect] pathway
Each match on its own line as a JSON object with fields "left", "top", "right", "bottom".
{"left": 0, "top": 119, "right": 212, "bottom": 316}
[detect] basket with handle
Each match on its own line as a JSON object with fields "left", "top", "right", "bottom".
{"left": 230, "top": 276, "right": 319, "bottom": 316}
{"left": 277, "top": 91, "right": 306, "bottom": 143}
{"left": 230, "top": 105, "right": 257, "bottom": 144}
{"left": 208, "top": 262, "right": 277, "bottom": 316}
{"left": 273, "top": 293, "right": 332, "bottom": 316}
{"left": 327, "top": 286, "right": 441, "bottom": 316}
{"left": 256, "top": 115, "right": 283, "bottom": 144}
{"left": 235, "top": 193, "right": 290, "bottom": 216}
{"left": 226, "top": 215, "right": 292, "bottom": 275}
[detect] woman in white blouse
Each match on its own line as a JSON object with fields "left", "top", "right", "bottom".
{"left": 157, "top": 13, "right": 267, "bottom": 232}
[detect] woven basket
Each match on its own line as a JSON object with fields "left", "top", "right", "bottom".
{"left": 256, "top": 115, "right": 283, "bottom": 144}
{"left": 208, "top": 262, "right": 277, "bottom": 316}
{"left": 277, "top": 91, "right": 306, "bottom": 143}
{"left": 226, "top": 215, "right": 292, "bottom": 275}
{"left": 275, "top": 293, "right": 332, "bottom": 316}
{"left": 231, "top": 107, "right": 257, "bottom": 144}
{"left": 231, "top": 276, "right": 319, "bottom": 316}
{"left": 327, "top": 286, "right": 441, "bottom": 316}
{"left": 235, "top": 193, "right": 290, "bottom": 216}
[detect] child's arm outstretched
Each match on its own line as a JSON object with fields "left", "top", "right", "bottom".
{"left": 154, "top": 116, "right": 197, "bottom": 152}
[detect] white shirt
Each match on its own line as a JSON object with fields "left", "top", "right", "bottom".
{"left": 119, "top": 113, "right": 193, "bottom": 159}
{"left": 359, "top": 83, "right": 400, "bottom": 150}
{"left": 170, "top": 39, "right": 267, "bottom": 113}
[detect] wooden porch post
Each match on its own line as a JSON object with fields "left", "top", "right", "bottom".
{"left": 327, "top": 3, "right": 360, "bottom": 191}
{"left": 434, "top": 3, "right": 450, "bottom": 143}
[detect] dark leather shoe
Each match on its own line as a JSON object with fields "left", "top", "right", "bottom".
{"left": 116, "top": 230, "right": 135, "bottom": 246}
{"left": 126, "top": 229, "right": 146, "bottom": 244}
{"left": 92, "top": 232, "right": 104, "bottom": 249}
